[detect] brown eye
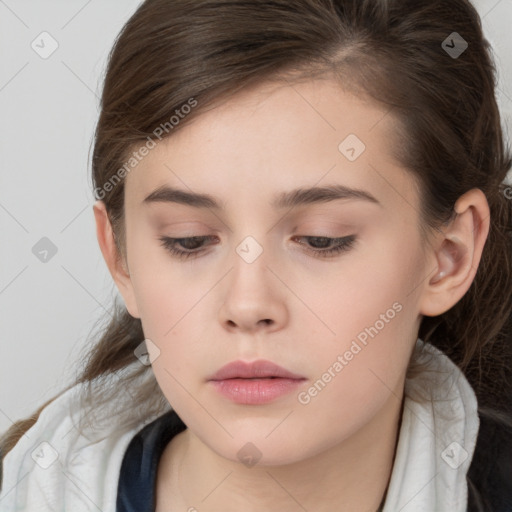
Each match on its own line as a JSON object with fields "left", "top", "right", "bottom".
{"left": 292, "top": 235, "right": 356, "bottom": 258}
{"left": 159, "top": 236, "right": 216, "bottom": 260}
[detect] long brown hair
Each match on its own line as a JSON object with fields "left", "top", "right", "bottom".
{"left": 2, "top": 0, "right": 511, "bottom": 507}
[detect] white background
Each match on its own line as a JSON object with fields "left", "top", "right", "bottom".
{"left": 1, "top": 0, "right": 511, "bottom": 434}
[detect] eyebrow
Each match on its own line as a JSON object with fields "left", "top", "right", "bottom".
{"left": 142, "top": 184, "right": 381, "bottom": 210}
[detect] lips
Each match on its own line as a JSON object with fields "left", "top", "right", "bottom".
{"left": 208, "top": 359, "right": 306, "bottom": 405}
{"left": 208, "top": 359, "right": 305, "bottom": 381}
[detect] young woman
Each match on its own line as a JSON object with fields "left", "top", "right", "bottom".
{"left": 1, "top": 1, "right": 511, "bottom": 511}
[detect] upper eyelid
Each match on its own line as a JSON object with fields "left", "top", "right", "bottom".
{"left": 163, "top": 234, "right": 347, "bottom": 241}
{"left": 162, "top": 234, "right": 354, "bottom": 247}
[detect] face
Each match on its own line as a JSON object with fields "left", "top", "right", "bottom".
{"left": 117, "top": 77, "right": 432, "bottom": 465}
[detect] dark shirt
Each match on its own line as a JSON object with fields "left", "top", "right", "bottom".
{"left": 116, "top": 409, "right": 187, "bottom": 512}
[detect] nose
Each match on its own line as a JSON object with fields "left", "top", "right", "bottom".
{"left": 217, "top": 250, "right": 288, "bottom": 334}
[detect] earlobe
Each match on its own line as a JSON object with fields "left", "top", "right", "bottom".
{"left": 92, "top": 200, "right": 140, "bottom": 319}
{"left": 419, "top": 188, "right": 490, "bottom": 317}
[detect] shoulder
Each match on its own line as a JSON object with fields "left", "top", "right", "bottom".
{"left": 0, "top": 374, "right": 163, "bottom": 512}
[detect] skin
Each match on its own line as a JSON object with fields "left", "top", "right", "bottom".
{"left": 93, "top": 77, "right": 489, "bottom": 512}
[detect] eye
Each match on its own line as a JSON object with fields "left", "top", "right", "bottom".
{"left": 159, "top": 234, "right": 356, "bottom": 261}
{"left": 158, "top": 236, "right": 216, "bottom": 260}
{"left": 292, "top": 235, "right": 356, "bottom": 258}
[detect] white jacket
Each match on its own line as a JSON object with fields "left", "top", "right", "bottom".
{"left": 0, "top": 338, "right": 479, "bottom": 512}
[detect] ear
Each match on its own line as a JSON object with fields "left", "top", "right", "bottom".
{"left": 419, "top": 188, "right": 490, "bottom": 316}
{"left": 92, "top": 200, "right": 140, "bottom": 319}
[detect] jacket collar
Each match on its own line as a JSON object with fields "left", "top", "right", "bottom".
{"left": 382, "top": 338, "right": 480, "bottom": 511}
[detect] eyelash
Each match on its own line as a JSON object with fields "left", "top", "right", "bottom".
{"left": 158, "top": 234, "right": 356, "bottom": 260}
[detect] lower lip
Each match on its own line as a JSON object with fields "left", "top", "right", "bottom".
{"left": 209, "top": 378, "right": 306, "bottom": 405}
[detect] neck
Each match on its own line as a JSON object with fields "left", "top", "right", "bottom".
{"left": 157, "top": 389, "right": 404, "bottom": 512}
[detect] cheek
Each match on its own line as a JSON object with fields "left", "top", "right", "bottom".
{"left": 305, "top": 232, "right": 424, "bottom": 399}
{"left": 126, "top": 226, "right": 196, "bottom": 333}
{"left": 134, "top": 273, "right": 207, "bottom": 350}
{"left": 305, "top": 228, "right": 422, "bottom": 338}
{"left": 129, "top": 254, "right": 217, "bottom": 377}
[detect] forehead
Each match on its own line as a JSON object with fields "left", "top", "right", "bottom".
{"left": 124, "top": 77, "right": 415, "bottom": 214}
